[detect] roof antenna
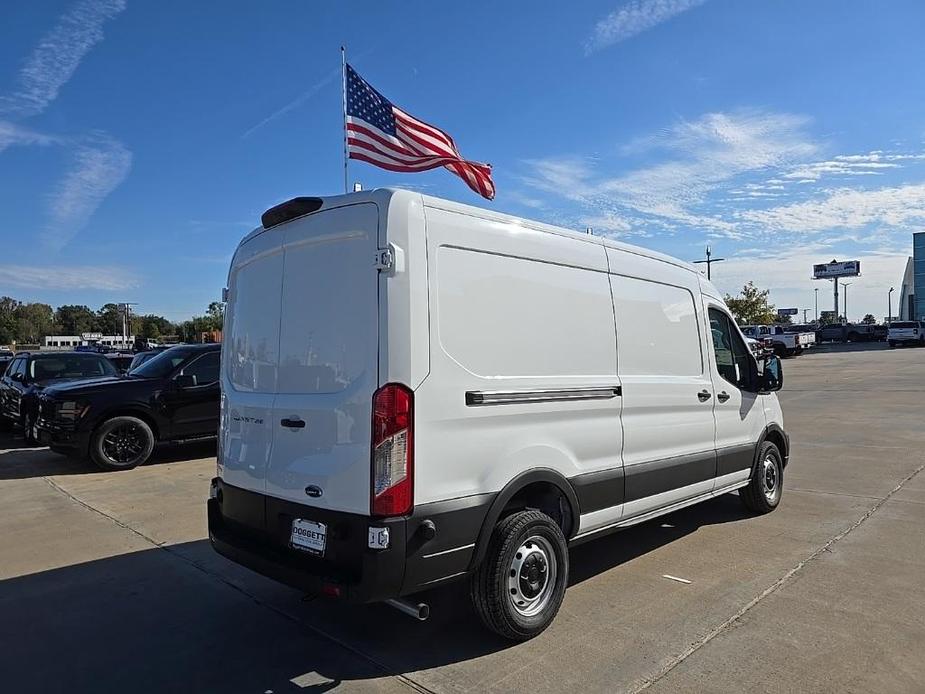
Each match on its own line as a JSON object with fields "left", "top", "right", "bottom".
{"left": 353, "top": 182, "right": 363, "bottom": 192}
{"left": 586, "top": 226, "right": 593, "bottom": 235}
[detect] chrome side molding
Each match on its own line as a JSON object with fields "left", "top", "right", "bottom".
{"left": 465, "top": 386, "right": 621, "bottom": 406}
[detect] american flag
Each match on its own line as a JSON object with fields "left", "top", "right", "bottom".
{"left": 345, "top": 64, "right": 495, "bottom": 200}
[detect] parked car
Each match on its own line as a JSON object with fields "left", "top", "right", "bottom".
{"left": 128, "top": 347, "right": 169, "bottom": 372}
{"left": 105, "top": 352, "right": 136, "bottom": 374}
{"left": 741, "top": 324, "right": 815, "bottom": 356}
{"left": 813, "top": 322, "right": 885, "bottom": 343}
{"left": 208, "top": 189, "right": 788, "bottom": 642}
{"left": 36, "top": 343, "right": 220, "bottom": 470}
{"left": 0, "top": 352, "right": 119, "bottom": 442}
{"left": 0, "top": 350, "right": 15, "bottom": 376}
{"left": 745, "top": 336, "right": 773, "bottom": 358}
{"left": 888, "top": 321, "right": 925, "bottom": 348}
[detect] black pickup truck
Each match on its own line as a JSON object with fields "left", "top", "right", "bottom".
{"left": 36, "top": 343, "right": 220, "bottom": 470}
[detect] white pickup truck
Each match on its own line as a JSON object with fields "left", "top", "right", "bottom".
{"left": 741, "top": 324, "right": 816, "bottom": 357}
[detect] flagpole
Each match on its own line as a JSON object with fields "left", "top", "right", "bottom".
{"left": 341, "top": 45, "right": 348, "bottom": 194}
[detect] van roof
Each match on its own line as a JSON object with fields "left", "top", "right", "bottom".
{"left": 241, "top": 188, "right": 710, "bottom": 283}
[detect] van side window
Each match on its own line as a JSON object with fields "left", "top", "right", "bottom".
{"left": 709, "top": 308, "right": 752, "bottom": 390}
{"left": 610, "top": 276, "right": 703, "bottom": 376}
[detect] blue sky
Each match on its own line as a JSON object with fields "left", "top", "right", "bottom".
{"left": 1, "top": 0, "right": 924, "bottom": 322}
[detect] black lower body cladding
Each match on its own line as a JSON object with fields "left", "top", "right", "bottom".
{"left": 208, "top": 479, "right": 493, "bottom": 602}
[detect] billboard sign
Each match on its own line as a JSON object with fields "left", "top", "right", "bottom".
{"left": 777, "top": 308, "right": 798, "bottom": 316}
{"left": 80, "top": 332, "right": 103, "bottom": 341}
{"left": 813, "top": 260, "right": 860, "bottom": 279}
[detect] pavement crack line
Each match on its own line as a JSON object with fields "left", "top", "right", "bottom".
{"left": 40, "top": 476, "right": 435, "bottom": 694}
{"left": 628, "top": 462, "right": 925, "bottom": 694}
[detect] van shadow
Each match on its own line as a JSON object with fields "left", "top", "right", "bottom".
{"left": 0, "top": 435, "right": 216, "bottom": 480}
{"left": 0, "top": 494, "right": 752, "bottom": 692}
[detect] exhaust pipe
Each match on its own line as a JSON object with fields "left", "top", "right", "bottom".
{"left": 384, "top": 598, "right": 430, "bottom": 621}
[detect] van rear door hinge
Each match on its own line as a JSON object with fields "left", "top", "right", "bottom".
{"left": 374, "top": 247, "right": 394, "bottom": 272}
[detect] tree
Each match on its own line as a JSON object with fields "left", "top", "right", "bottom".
{"left": 207, "top": 301, "right": 224, "bottom": 330}
{"left": 862, "top": 313, "right": 876, "bottom": 325}
{"left": 15, "top": 303, "right": 55, "bottom": 344}
{"left": 95, "top": 303, "right": 124, "bottom": 335}
{"left": 777, "top": 313, "right": 793, "bottom": 324}
{"left": 137, "top": 314, "right": 174, "bottom": 339}
{"left": 55, "top": 305, "right": 96, "bottom": 335}
{"left": 724, "top": 282, "right": 777, "bottom": 325}
{"left": 0, "top": 297, "right": 20, "bottom": 344}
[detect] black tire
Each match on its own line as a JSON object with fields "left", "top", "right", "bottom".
{"left": 89, "top": 416, "right": 155, "bottom": 471}
{"left": 741, "top": 442, "right": 784, "bottom": 514}
{"left": 469, "top": 509, "right": 569, "bottom": 641}
{"left": 20, "top": 412, "right": 37, "bottom": 445}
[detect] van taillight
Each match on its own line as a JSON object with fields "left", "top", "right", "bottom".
{"left": 371, "top": 383, "right": 413, "bottom": 517}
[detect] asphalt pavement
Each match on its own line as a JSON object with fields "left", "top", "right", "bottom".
{"left": 0, "top": 344, "right": 922, "bottom": 693}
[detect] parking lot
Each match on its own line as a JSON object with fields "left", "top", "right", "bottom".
{"left": 1, "top": 345, "right": 923, "bottom": 693}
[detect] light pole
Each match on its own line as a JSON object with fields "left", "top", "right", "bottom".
{"left": 814, "top": 288, "right": 819, "bottom": 323}
{"left": 842, "top": 283, "right": 852, "bottom": 322}
{"left": 693, "top": 245, "right": 725, "bottom": 281}
{"left": 888, "top": 287, "right": 894, "bottom": 324}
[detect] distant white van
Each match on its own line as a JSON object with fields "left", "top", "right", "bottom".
{"left": 208, "top": 189, "right": 788, "bottom": 640}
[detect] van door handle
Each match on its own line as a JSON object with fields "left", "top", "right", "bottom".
{"left": 717, "top": 391, "right": 730, "bottom": 403}
{"left": 280, "top": 418, "right": 305, "bottom": 429}
{"left": 697, "top": 390, "right": 712, "bottom": 402}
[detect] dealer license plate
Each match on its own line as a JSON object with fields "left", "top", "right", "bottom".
{"left": 290, "top": 518, "right": 327, "bottom": 556}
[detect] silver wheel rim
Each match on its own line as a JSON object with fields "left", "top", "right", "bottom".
{"left": 507, "top": 535, "right": 557, "bottom": 617}
{"left": 762, "top": 454, "right": 780, "bottom": 504}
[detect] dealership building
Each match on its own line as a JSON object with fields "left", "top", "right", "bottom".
{"left": 896, "top": 231, "right": 924, "bottom": 321}
{"left": 43, "top": 334, "right": 136, "bottom": 350}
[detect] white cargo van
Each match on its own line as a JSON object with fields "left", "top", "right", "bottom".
{"left": 209, "top": 189, "right": 788, "bottom": 641}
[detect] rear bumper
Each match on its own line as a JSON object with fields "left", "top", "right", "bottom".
{"left": 208, "top": 479, "right": 492, "bottom": 602}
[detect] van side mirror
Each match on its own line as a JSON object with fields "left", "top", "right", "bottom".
{"left": 758, "top": 355, "right": 783, "bottom": 393}
{"left": 175, "top": 374, "right": 198, "bottom": 389}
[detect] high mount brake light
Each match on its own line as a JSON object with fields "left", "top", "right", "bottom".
{"left": 371, "top": 383, "right": 413, "bottom": 517}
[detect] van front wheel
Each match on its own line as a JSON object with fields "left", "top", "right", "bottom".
{"left": 470, "top": 509, "right": 569, "bottom": 641}
{"left": 741, "top": 442, "right": 783, "bottom": 514}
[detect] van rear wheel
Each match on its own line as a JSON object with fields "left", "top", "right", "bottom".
{"left": 469, "top": 509, "right": 568, "bottom": 641}
{"left": 90, "top": 416, "right": 155, "bottom": 471}
{"left": 741, "top": 442, "right": 783, "bottom": 514}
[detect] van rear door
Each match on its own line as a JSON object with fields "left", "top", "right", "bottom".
{"left": 221, "top": 228, "right": 284, "bottom": 495}
{"left": 265, "top": 203, "right": 380, "bottom": 515}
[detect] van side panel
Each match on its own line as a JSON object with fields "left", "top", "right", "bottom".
{"left": 414, "top": 206, "right": 623, "bottom": 515}
{"left": 605, "top": 247, "right": 718, "bottom": 520}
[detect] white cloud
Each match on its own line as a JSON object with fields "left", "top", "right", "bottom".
{"left": 585, "top": 0, "right": 709, "bottom": 54}
{"left": 0, "top": 120, "right": 57, "bottom": 153}
{"left": 0, "top": 264, "right": 138, "bottom": 291}
{"left": 738, "top": 183, "right": 925, "bottom": 233}
{"left": 43, "top": 133, "right": 132, "bottom": 250}
{"left": 523, "top": 110, "right": 816, "bottom": 237}
{"left": 243, "top": 64, "right": 341, "bottom": 138}
{"left": 711, "top": 250, "right": 908, "bottom": 322}
{"left": 0, "top": 0, "right": 126, "bottom": 117}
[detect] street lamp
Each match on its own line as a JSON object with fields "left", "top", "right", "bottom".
{"left": 814, "top": 288, "right": 819, "bottom": 323}
{"left": 842, "top": 283, "right": 852, "bottom": 322}
{"left": 888, "top": 287, "right": 895, "bottom": 324}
